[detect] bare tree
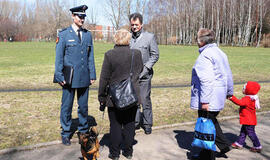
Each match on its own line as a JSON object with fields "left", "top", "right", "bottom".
{"left": 104, "top": 0, "right": 125, "bottom": 30}
{"left": 135, "top": 0, "right": 148, "bottom": 16}
{"left": 0, "top": 0, "right": 21, "bottom": 40}
{"left": 88, "top": 7, "right": 99, "bottom": 25}
{"left": 109, "top": 0, "right": 149, "bottom": 27}
{"left": 125, "top": 0, "right": 132, "bottom": 23}
{"left": 243, "top": 0, "right": 253, "bottom": 46}
{"left": 257, "top": 0, "right": 268, "bottom": 47}
{"left": 1, "top": 0, "right": 270, "bottom": 44}
{"left": 144, "top": 0, "right": 270, "bottom": 45}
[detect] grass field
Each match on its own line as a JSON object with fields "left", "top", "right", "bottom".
{"left": 0, "top": 42, "right": 270, "bottom": 149}
{"left": 0, "top": 42, "right": 270, "bottom": 89}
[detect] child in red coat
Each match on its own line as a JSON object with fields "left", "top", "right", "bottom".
{"left": 229, "top": 81, "right": 262, "bottom": 153}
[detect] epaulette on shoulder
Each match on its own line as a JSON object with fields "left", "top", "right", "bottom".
{"left": 59, "top": 28, "right": 67, "bottom": 33}
{"left": 57, "top": 28, "right": 68, "bottom": 37}
{"left": 56, "top": 28, "right": 67, "bottom": 43}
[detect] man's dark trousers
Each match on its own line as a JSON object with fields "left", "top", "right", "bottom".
{"left": 197, "top": 110, "right": 231, "bottom": 159}
{"left": 60, "top": 87, "right": 89, "bottom": 138}
{"left": 136, "top": 75, "right": 153, "bottom": 128}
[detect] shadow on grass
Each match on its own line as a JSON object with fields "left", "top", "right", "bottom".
{"left": 173, "top": 130, "right": 238, "bottom": 159}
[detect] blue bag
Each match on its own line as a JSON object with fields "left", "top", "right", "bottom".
{"left": 191, "top": 117, "right": 216, "bottom": 151}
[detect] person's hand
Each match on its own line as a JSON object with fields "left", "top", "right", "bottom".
{"left": 58, "top": 81, "right": 66, "bottom": 87}
{"left": 139, "top": 66, "right": 150, "bottom": 79}
{"left": 201, "top": 103, "right": 209, "bottom": 111}
{"left": 227, "top": 95, "right": 233, "bottom": 99}
{"left": 99, "top": 102, "right": 106, "bottom": 111}
{"left": 90, "top": 80, "right": 95, "bottom": 84}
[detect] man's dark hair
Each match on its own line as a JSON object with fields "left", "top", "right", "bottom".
{"left": 129, "top": 13, "right": 143, "bottom": 24}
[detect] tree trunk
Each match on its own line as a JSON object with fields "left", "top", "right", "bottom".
{"left": 257, "top": 0, "right": 264, "bottom": 47}
{"left": 243, "top": 0, "right": 252, "bottom": 46}
{"left": 237, "top": 0, "right": 244, "bottom": 46}
{"left": 215, "top": 0, "right": 220, "bottom": 45}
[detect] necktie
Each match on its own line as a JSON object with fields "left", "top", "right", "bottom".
{"left": 77, "top": 29, "right": 81, "bottom": 42}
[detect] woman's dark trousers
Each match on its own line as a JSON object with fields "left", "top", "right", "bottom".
{"left": 108, "top": 106, "right": 137, "bottom": 157}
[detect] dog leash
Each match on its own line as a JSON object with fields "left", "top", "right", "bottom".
{"left": 98, "top": 110, "right": 106, "bottom": 134}
{"left": 97, "top": 109, "right": 106, "bottom": 153}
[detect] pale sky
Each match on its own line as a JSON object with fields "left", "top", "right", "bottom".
{"left": 75, "top": 0, "right": 111, "bottom": 26}
{"left": 22, "top": 0, "right": 111, "bottom": 26}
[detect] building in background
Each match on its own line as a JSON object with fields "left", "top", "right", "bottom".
{"left": 86, "top": 24, "right": 115, "bottom": 42}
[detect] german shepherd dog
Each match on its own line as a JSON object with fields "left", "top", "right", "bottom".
{"left": 77, "top": 126, "right": 100, "bottom": 160}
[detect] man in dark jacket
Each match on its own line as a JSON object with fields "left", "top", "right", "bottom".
{"left": 129, "top": 13, "right": 159, "bottom": 134}
{"left": 54, "top": 5, "right": 96, "bottom": 146}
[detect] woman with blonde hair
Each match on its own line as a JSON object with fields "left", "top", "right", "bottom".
{"left": 98, "top": 29, "right": 143, "bottom": 160}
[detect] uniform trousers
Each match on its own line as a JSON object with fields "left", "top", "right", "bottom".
{"left": 236, "top": 125, "right": 261, "bottom": 147}
{"left": 135, "top": 75, "right": 153, "bottom": 128}
{"left": 60, "top": 87, "right": 89, "bottom": 138}
{"left": 108, "top": 106, "right": 137, "bottom": 157}
{"left": 197, "top": 110, "right": 231, "bottom": 159}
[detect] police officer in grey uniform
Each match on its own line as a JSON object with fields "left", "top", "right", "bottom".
{"left": 54, "top": 5, "right": 96, "bottom": 145}
{"left": 129, "top": 13, "right": 159, "bottom": 135}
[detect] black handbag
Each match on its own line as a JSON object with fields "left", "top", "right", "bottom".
{"left": 109, "top": 51, "right": 138, "bottom": 110}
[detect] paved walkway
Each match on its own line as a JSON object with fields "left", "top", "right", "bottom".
{"left": 1, "top": 112, "right": 269, "bottom": 160}
{"left": 2, "top": 81, "right": 270, "bottom": 92}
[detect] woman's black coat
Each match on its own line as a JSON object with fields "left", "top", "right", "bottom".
{"left": 98, "top": 45, "right": 143, "bottom": 107}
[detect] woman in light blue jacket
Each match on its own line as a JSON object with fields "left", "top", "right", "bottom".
{"left": 190, "top": 28, "right": 233, "bottom": 159}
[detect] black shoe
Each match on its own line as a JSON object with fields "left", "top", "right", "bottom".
{"left": 108, "top": 153, "right": 119, "bottom": 160}
{"left": 122, "top": 152, "right": 132, "bottom": 159}
{"left": 61, "top": 137, "right": 71, "bottom": 146}
{"left": 220, "top": 146, "right": 231, "bottom": 155}
{"left": 215, "top": 152, "right": 228, "bottom": 158}
{"left": 215, "top": 146, "right": 231, "bottom": 158}
{"left": 144, "top": 127, "right": 152, "bottom": 135}
{"left": 135, "top": 124, "right": 140, "bottom": 130}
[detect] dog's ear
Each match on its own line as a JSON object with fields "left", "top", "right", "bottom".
{"left": 77, "top": 132, "right": 84, "bottom": 144}
{"left": 90, "top": 126, "right": 99, "bottom": 136}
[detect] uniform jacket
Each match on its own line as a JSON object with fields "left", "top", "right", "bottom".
{"left": 98, "top": 45, "right": 143, "bottom": 107}
{"left": 130, "top": 30, "right": 159, "bottom": 74}
{"left": 54, "top": 25, "right": 96, "bottom": 88}
{"left": 230, "top": 95, "right": 257, "bottom": 125}
{"left": 190, "top": 43, "right": 234, "bottom": 111}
